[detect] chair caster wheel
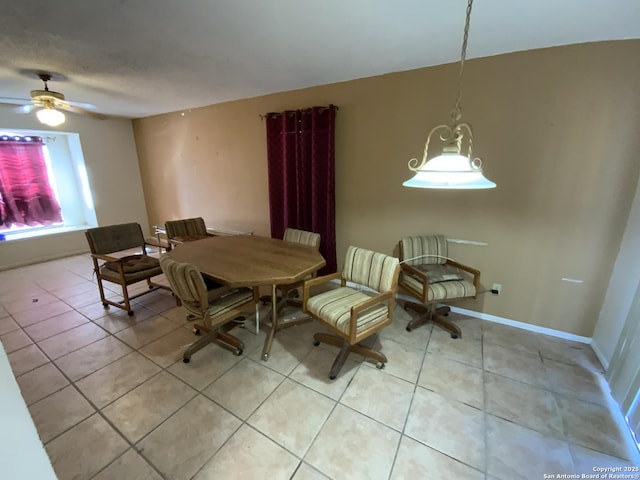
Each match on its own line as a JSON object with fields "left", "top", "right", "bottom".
{"left": 451, "top": 333, "right": 459, "bottom": 339}
{"left": 313, "top": 341, "right": 320, "bottom": 347}
{"left": 183, "top": 357, "right": 191, "bottom": 363}
{"left": 194, "top": 329, "right": 201, "bottom": 336}
{"left": 234, "top": 349, "right": 243, "bottom": 356}
{"left": 406, "top": 325, "right": 412, "bottom": 332}
{"left": 262, "top": 353, "right": 269, "bottom": 360}
{"left": 127, "top": 310, "right": 134, "bottom": 316}
{"left": 376, "top": 362, "right": 385, "bottom": 370}
{"left": 102, "top": 303, "right": 109, "bottom": 308}
{"left": 329, "top": 374, "right": 336, "bottom": 380}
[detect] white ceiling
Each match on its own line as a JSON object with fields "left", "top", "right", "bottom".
{"left": 1, "top": 0, "right": 639, "bottom": 119}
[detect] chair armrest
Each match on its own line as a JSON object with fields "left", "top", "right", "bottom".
{"left": 302, "top": 272, "right": 343, "bottom": 313}
{"left": 90, "top": 252, "right": 121, "bottom": 263}
{"left": 399, "top": 263, "right": 430, "bottom": 302}
{"left": 446, "top": 260, "right": 481, "bottom": 290}
{"left": 349, "top": 290, "right": 394, "bottom": 339}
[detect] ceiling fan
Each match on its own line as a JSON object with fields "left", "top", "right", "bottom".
{"left": 0, "top": 72, "right": 105, "bottom": 126}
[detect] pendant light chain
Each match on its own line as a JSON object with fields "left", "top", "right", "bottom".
{"left": 451, "top": 0, "right": 474, "bottom": 125}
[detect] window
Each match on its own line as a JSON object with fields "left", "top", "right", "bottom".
{"left": 0, "top": 129, "right": 97, "bottom": 241}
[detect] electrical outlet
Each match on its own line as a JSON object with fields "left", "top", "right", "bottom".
{"left": 492, "top": 283, "right": 502, "bottom": 295}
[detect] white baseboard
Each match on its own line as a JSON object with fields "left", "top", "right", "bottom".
{"left": 588, "top": 339, "right": 610, "bottom": 371}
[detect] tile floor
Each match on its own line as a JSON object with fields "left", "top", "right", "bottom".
{"left": 1, "top": 253, "right": 639, "bottom": 479}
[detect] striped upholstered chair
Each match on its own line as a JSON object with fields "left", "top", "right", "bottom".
{"left": 302, "top": 246, "right": 400, "bottom": 379}
{"left": 164, "top": 217, "right": 212, "bottom": 250}
{"left": 159, "top": 255, "right": 259, "bottom": 363}
{"left": 398, "top": 235, "right": 480, "bottom": 338}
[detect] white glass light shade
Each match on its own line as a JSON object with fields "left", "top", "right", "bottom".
{"left": 36, "top": 107, "right": 65, "bottom": 127}
{"left": 403, "top": 152, "right": 496, "bottom": 189}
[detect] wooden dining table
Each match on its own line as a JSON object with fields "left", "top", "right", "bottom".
{"left": 167, "top": 235, "right": 326, "bottom": 360}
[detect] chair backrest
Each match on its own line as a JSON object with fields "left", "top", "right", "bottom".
{"left": 159, "top": 255, "right": 208, "bottom": 313}
{"left": 165, "top": 217, "right": 207, "bottom": 239}
{"left": 399, "top": 235, "right": 449, "bottom": 266}
{"left": 283, "top": 228, "right": 321, "bottom": 250}
{"left": 342, "top": 246, "right": 399, "bottom": 293}
{"left": 85, "top": 223, "right": 145, "bottom": 255}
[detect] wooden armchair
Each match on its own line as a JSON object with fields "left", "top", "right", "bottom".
{"left": 159, "top": 255, "right": 259, "bottom": 362}
{"left": 164, "top": 217, "right": 213, "bottom": 250}
{"left": 85, "top": 223, "right": 169, "bottom": 316}
{"left": 398, "top": 235, "right": 480, "bottom": 338}
{"left": 302, "top": 246, "right": 399, "bottom": 379}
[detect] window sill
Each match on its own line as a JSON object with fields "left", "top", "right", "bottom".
{"left": 0, "top": 225, "right": 94, "bottom": 243}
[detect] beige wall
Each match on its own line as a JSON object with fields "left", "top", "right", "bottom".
{"left": 133, "top": 40, "right": 640, "bottom": 337}
{"left": 0, "top": 104, "right": 148, "bottom": 270}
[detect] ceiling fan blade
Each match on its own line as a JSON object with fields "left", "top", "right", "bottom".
{"left": 0, "top": 97, "right": 32, "bottom": 106}
{"left": 61, "top": 103, "right": 107, "bottom": 120}
{"left": 15, "top": 104, "right": 36, "bottom": 114}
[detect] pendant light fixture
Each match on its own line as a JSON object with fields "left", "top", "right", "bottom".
{"left": 403, "top": 0, "right": 496, "bottom": 189}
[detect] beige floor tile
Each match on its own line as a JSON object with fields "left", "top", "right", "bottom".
{"left": 45, "top": 414, "right": 129, "bottom": 480}
{"left": 1, "top": 328, "right": 33, "bottom": 353}
{"left": 557, "top": 395, "right": 635, "bottom": 460}
{"left": 391, "top": 435, "right": 484, "bottom": 480}
{"left": 102, "top": 371, "right": 197, "bottom": 442}
{"left": 419, "top": 352, "right": 484, "bottom": 409}
{"left": 138, "top": 395, "right": 241, "bottom": 480}
{"left": 54, "top": 335, "right": 133, "bottom": 381}
{"left": 226, "top": 324, "right": 269, "bottom": 356}
{"left": 76, "top": 351, "right": 162, "bottom": 408}
{"left": 114, "top": 315, "right": 180, "bottom": 349}
{"left": 49, "top": 279, "right": 97, "bottom": 300}
{"left": 0, "top": 315, "right": 20, "bottom": 335}
{"left": 132, "top": 290, "right": 177, "bottom": 314}
{"left": 570, "top": 443, "right": 640, "bottom": 474}
{"left": 545, "top": 358, "right": 609, "bottom": 406}
{"left": 484, "top": 342, "right": 548, "bottom": 388}
{"left": 13, "top": 300, "right": 74, "bottom": 327}
{"left": 486, "top": 414, "right": 573, "bottom": 480}
{"left": 168, "top": 342, "right": 243, "bottom": 390}
{"left": 538, "top": 334, "right": 603, "bottom": 371}
{"left": 341, "top": 366, "right": 414, "bottom": 431}
{"left": 289, "top": 347, "right": 360, "bottom": 400}
{"left": 60, "top": 289, "right": 105, "bottom": 309}
{"left": 485, "top": 372, "right": 564, "bottom": 437}
{"left": 82, "top": 303, "right": 156, "bottom": 328}
{"left": 4, "top": 292, "right": 59, "bottom": 316}
{"left": 249, "top": 379, "right": 335, "bottom": 457}
{"left": 93, "top": 449, "right": 163, "bottom": 480}
{"left": 292, "top": 463, "right": 331, "bottom": 479}
{"left": 305, "top": 404, "right": 400, "bottom": 480}
{"left": 204, "top": 358, "right": 284, "bottom": 419}
{"left": 24, "top": 310, "right": 89, "bottom": 342}
{"left": 138, "top": 326, "right": 195, "bottom": 367}
{"left": 380, "top": 306, "right": 433, "bottom": 350}
{"left": 37, "top": 322, "right": 109, "bottom": 359}
{"left": 360, "top": 334, "right": 424, "bottom": 383}
{"left": 427, "top": 330, "right": 483, "bottom": 367}
{"left": 249, "top": 331, "right": 315, "bottom": 375}
{"left": 194, "top": 424, "right": 299, "bottom": 479}
{"left": 16, "top": 362, "right": 69, "bottom": 405}
{"left": 483, "top": 322, "right": 540, "bottom": 356}
{"left": 8, "top": 343, "right": 49, "bottom": 376}
{"left": 161, "top": 305, "right": 191, "bottom": 325}
{"left": 405, "top": 387, "right": 485, "bottom": 470}
{"left": 28, "top": 385, "right": 95, "bottom": 443}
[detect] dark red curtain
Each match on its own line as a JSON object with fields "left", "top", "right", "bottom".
{"left": 0, "top": 135, "right": 63, "bottom": 229}
{"left": 266, "top": 105, "right": 337, "bottom": 274}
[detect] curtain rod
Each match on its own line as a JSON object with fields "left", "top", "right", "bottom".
{"left": 259, "top": 105, "right": 339, "bottom": 120}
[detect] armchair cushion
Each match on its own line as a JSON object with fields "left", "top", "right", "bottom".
{"left": 402, "top": 274, "right": 476, "bottom": 302}
{"left": 104, "top": 254, "right": 160, "bottom": 274}
{"left": 305, "top": 287, "right": 389, "bottom": 336}
{"left": 414, "top": 264, "right": 465, "bottom": 283}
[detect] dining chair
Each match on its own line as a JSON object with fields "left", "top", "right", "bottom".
{"left": 302, "top": 246, "right": 400, "bottom": 379}
{"left": 85, "top": 222, "right": 169, "bottom": 316}
{"left": 398, "top": 234, "right": 480, "bottom": 338}
{"left": 164, "top": 217, "right": 212, "bottom": 250}
{"left": 159, "top": 255, "right": 260, "bottom": 362}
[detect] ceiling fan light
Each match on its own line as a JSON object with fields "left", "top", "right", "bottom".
{"left": 36, "top": 107, "right": 65, "bottom": 127}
